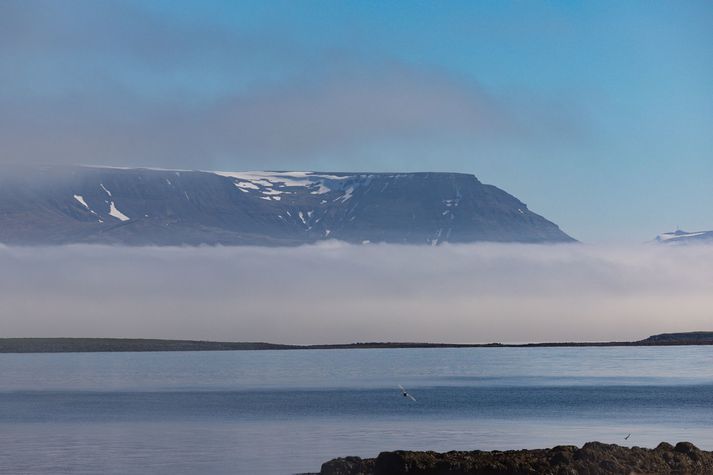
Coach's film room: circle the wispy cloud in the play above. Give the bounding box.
[1,243,711,344]
[0,1,583,170]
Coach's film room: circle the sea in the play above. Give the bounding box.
[1,346,713,474]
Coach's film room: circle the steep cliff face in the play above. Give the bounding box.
[0,167,574,245]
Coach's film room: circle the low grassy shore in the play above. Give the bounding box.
[1,332,713,353]
[315,442,713,474]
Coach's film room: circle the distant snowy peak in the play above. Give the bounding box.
[656,229,713,244]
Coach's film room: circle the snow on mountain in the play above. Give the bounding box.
[0,166,575,246]
[213,171,368,202]
[655,229,713,244]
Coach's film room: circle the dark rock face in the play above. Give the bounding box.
[320,442,713,474]
[0,166,574,246]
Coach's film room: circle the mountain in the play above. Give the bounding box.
[0,166,574,246]
[655,229,713,244]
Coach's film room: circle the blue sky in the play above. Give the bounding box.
[1,0,711,242]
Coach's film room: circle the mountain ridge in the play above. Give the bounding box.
[0,166,575,246]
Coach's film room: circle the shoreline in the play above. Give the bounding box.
[1,332,712,353]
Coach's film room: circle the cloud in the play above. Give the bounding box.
[1,243,711,344]
[0,0,291,71]
[0,66,512,167]
[0,1,582,170]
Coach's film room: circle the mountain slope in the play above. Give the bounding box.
[0,167,575,245]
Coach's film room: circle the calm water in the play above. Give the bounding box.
[2,347,713,474]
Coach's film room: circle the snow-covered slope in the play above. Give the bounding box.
[655,229,713,244]
[0,167,575,246]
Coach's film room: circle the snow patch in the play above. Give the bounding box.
[336,186,355,203]
[109,202,130,221]
[235,181,259,190]
[73,195,89,209]
[657,231,707,242]
[213,171,371,200]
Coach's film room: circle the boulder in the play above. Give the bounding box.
[319,442,713,474]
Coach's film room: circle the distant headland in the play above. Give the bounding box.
[1,332,712,353]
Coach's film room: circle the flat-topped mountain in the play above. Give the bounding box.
[0,166,574,246]
[656,229,713,244]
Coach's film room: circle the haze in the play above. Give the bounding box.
[2,242,711,344]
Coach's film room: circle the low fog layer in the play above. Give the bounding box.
[1,243,711,344]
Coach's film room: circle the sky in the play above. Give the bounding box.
[2,243,713,344]
[1,0,712,242]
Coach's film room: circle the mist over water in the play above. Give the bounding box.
[1,242,712,344]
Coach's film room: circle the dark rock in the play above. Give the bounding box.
[675,442,699,455]
[319,442,713,474]
[320,456,374,475]
[548,445,575,466]
[656,442,675,452]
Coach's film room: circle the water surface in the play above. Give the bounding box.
[2,347,713,474]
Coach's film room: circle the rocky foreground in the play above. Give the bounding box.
[317,442,713,474]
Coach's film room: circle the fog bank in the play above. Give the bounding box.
[1,243,711,344]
